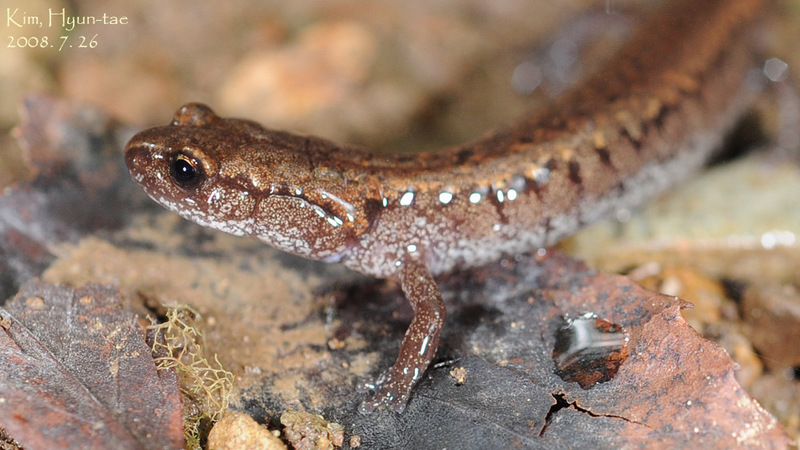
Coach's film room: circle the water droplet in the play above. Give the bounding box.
[552,312,629,389]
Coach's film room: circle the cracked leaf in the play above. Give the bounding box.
[321,252,791,448]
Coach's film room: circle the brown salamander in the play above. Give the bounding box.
[125,0,771,412]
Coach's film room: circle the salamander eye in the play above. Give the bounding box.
[170,153,204,189]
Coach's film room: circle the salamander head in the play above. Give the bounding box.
[124,103,360,261]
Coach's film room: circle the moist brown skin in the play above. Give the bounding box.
[125,0,770,412]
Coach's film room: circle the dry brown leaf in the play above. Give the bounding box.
[0,281,184,449]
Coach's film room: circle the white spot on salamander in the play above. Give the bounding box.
[319,190,356,215]
[418,335,430,356]
[326,216,343,228]
[469,192,481,204]
[207,189,222,204]
[399,191,415,206]
[438,192,453,204]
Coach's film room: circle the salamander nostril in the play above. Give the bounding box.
[124,144,146,171]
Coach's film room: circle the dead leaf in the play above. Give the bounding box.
[267,252,790,448]
[1,95,152,300]
[0,281,184,449]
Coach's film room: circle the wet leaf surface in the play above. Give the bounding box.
[0,281,183,449]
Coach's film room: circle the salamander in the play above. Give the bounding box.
[125,0,771,412]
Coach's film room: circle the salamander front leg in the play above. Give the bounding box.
[360,258,446,413]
